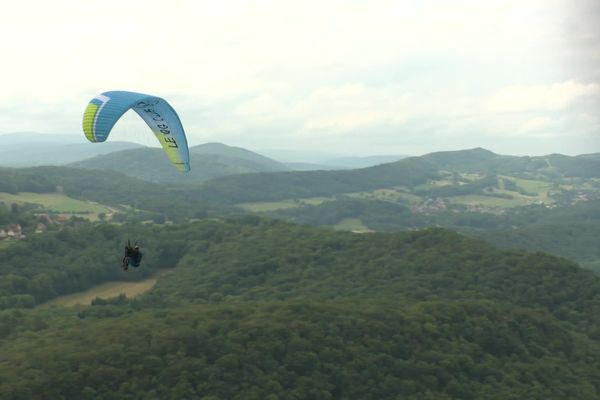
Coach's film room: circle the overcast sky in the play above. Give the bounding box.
[1,0,598,157]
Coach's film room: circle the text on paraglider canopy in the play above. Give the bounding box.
[164,137,178,147]
[142,107,178,148]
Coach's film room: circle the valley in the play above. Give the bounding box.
[1,144,599,398]
[3,4,597,397]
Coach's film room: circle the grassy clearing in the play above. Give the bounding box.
[583,178,600,189]
[458,173,484,182]
[507,177,554,194]
[448,195,531,208]
[581,260,600,274]
[0,192,114,220]
[394,192,423,204]
[346,189,422,204]
[237,197,331,212]
[301,197,332,205]
[38,270,171,308]
[412,179,454,191]
[237,200,304,212]
[332,218,374,233]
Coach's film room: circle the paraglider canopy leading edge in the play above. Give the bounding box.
[82,90,190,172]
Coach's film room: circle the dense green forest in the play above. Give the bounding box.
[477,199,600,271]
[3,301,599,399]
[268,198,600,270]
[1,219,600,398]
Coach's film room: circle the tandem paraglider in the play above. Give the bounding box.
[82,91,189,270]
[82,90,191,171]
[122,240,143,271]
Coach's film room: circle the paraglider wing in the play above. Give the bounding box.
[82,90,190,172]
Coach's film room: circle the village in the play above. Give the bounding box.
[0,207,90,242]
[0,221,49,241]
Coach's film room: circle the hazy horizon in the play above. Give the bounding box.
[1,0,598,157]
[3,131,598,162]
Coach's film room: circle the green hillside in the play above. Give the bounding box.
[0,166,229,223]
[269,197,600,269]
[190,148,599,207]
[70,143,290,184]
[477,200,600,270]
[1,220,600,398]
[66,147,600,205]
[198,157,439,204]
[190,142,290,171]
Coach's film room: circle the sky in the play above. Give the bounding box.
[1,0,598,158]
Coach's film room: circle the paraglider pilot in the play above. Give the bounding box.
[123,240,143,271]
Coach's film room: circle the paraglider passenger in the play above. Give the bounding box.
[122,241,143,271]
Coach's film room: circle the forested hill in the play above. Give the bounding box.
[578,153,600,160]
[189,148,600,204]
[0,166,227,221]
[42,147,600,208]
[268,197,600,270]
[477,198,600,270]
[4,219,599,320]
[421,147,600,177]
[70,143,291,183]
[190,142,289,171]
[196,157,439,203]
[1,219,600,398]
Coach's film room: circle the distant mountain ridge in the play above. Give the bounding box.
[70,142,291,183]
[190,142,290,172]
[193,147,600,204]
[196,156,439,203]
[421,147,600,177]
[0,132,143,166]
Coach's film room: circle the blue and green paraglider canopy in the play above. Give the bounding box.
[82,90,190,172]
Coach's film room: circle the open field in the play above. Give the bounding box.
[332,218,374,233]
[237,200,304,212]
[235,173,598,214]
[346,189,422,204]
[458,173,484,182]
[582,260,600,274]
[38,270,171,308]
[507,177,554,195]
[412,178,454,191]
[0,192,114,220]
[237,197,332,212]
[448,193,543,208]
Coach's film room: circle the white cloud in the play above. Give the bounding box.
[0,0,597,155]
[517,116,554,134]
[483,81,600,113]
[231,83,414,135]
